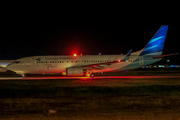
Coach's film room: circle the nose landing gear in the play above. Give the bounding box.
[21,74,26,77]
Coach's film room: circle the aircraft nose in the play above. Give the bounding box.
[6,64,15,71]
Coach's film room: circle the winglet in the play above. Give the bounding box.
[127,49,133,57]
[122,49,133,61]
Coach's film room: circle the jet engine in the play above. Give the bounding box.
[66,67,84,76]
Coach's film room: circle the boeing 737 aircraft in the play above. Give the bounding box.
[7,25,173,77]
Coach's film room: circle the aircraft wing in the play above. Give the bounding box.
[81,50,133,70]
[82,60,120,70]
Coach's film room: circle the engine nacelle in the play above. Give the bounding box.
[66,67,84,76]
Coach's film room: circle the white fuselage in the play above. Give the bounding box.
[6,54,161,75]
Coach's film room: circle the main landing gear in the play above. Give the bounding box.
[86,70,95,78]
[90,73,95,78]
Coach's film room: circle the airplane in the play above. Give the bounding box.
[7,25,174,78]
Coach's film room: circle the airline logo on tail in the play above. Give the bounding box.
[140,25,168,56]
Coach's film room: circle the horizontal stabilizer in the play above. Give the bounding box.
[153,53,179,59]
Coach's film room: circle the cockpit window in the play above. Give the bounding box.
[13,61,20,64]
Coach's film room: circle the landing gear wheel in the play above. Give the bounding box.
[90,73,95,78]
[21,74,26,77]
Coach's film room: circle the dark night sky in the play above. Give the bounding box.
[1,7,179,63]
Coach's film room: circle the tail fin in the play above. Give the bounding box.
[140,25,168,56]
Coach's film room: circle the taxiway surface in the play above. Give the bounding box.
[0,75,180,80]
[1,75,180,120]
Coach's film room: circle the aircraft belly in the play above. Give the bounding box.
[30,63,72,74]
[42,65,61,73]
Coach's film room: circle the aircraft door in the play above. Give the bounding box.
[26,61,31,67]
[139,56,144,65]
[26,60,32,72]
[31,60,40,73]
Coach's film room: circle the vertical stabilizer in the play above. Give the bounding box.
[140,25,168,56]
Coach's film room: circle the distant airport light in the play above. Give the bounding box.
[158,65,164,68]
[170,65,179,68]
[74,54,77,57]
